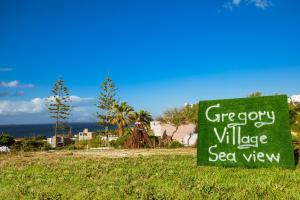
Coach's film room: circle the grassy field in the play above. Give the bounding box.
[0,149,300,200]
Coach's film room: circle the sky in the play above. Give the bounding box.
[0,0,300,124]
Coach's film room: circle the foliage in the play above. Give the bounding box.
[160,104,198,126]
[97,76,118,127]
[110,102,135,136]
[47,78,72,147]
[247,91,263,98]
[163,108,186,127]
[289,100,300,133]
[74,136,106,149]
[1,153,300,199]
[181,104,198,124]
[160,104,198,139]
[167,140,184,148]
[32,135,47,140]
[110,134,131,149]
[132,110,153,128]
[96,76,153,138]
[0,134,15,147]
[12,139,51,152]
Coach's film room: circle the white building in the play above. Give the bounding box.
[181,133,197,147]
[150,121,197,146]
[78,129,95,141]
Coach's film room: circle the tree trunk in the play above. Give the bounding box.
[54,118,58,148]
[118,124,124,136]
[170,126,179,140]
[54,106,60,148]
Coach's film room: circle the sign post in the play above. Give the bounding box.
[197,95,295,169]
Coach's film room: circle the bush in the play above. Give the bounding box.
[74,137,106,149]
[0,134,15,147]
[110,134,130,149]
[167,140,184,148]
[12,139,51,152]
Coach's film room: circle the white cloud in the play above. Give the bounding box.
[223,0,272,11]
[0,96,97,124]
[248,0,272,9]
[0,68,13,72]
[233,0,241,5]
[0,80,34,88]
[0,98,45,115]
[0,91,25,97]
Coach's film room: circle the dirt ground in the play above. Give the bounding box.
[74,148,196,158]
[0,148,196,166]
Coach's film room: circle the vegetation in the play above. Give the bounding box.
[110,102,135,136]
[96,76,152,139]
[97,76,118,127]
[0,151,299,199]
[133,110,153,129]
[247,91,263,98]
[110,133,131,148]
[289,99,300,133]
[167,140,184,148]
[72,136,106,149]
[12,138,51,152]
[47,78,72,147]
[159,104,198,139]
[0,134,15,147]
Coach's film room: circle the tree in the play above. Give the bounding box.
[110,102,135,136]
[97,76,118,127]
[248,91,262,98]
[47,78,72,148]
[289,99,300,133]
[0,134,15,147]
[163,108,187,139]
[182,104,198,124]
[132,110,153,128]
[158,103,198,141]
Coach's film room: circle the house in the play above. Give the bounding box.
[78,128,95,141]
[181,133,197,147]
[47,135,74,147]
[150,121,197,146]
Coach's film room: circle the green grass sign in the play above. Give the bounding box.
[197,95,295,169]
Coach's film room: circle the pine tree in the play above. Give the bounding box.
[47,78,72,147]
[97,76,118,128]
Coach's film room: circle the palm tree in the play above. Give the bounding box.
[110,102,135,136]
[133,110,153,128]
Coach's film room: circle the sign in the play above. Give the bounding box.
[197,95,295,169]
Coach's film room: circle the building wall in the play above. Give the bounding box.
[150,121,196,145]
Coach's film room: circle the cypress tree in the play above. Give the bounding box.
[97,76,118,128]
[47,78,72,147]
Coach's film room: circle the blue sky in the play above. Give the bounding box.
[0,0,300,124]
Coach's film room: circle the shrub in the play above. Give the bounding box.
[110,134,130,148]
[74,137,106,149]
[32,135,47,140]
[167,140,184,148]
[12,139,51,152]
[0,134,15,147]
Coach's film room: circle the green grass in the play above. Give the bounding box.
[0,152,300,200]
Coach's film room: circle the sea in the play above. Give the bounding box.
[0,123,111,138]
